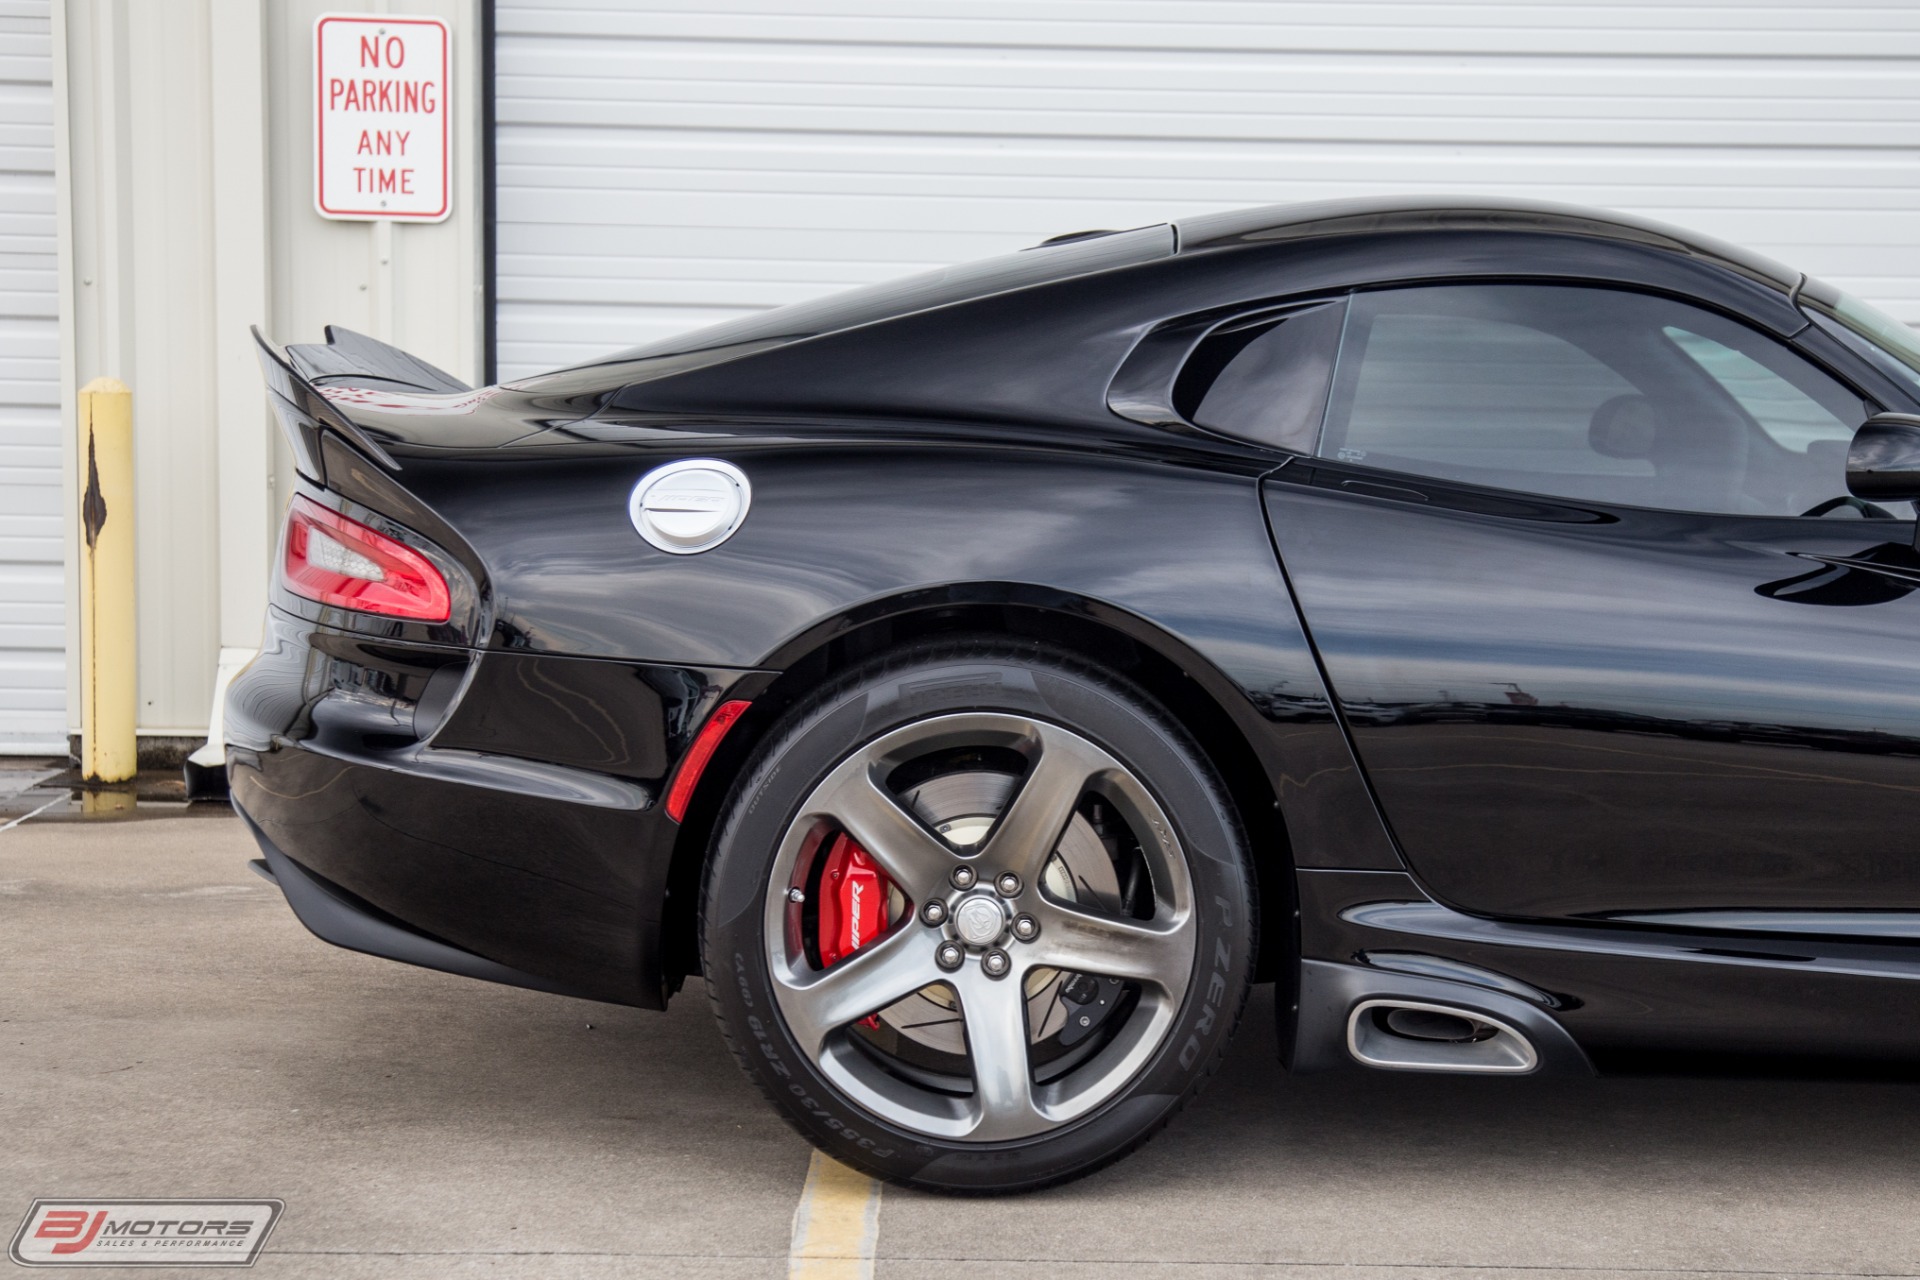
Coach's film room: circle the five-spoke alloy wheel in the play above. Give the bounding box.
[701,642,1255,1192]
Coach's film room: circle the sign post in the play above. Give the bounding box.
[314,14,451,222]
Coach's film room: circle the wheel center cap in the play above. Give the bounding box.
[952,894,1007,947]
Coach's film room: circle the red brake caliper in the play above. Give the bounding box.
[815,834,898,1027]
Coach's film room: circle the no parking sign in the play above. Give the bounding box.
[314,13,451,221]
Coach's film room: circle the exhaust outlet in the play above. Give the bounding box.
[1292,960,1592,1078]
[1347,999,1538,1074]
[1383,1006,1496,1043]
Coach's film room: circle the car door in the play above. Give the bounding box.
[1253,281,1920,927]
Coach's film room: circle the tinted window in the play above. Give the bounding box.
[1663,328,1856,451]
[1320,284,1875,518]
[1332,310,1641,481]
[1187,301,1345,453]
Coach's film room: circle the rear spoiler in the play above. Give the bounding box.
[251,325,417,484]
[285,325,470,395]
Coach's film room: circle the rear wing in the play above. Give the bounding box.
[285,325,470,395]
[251,326,403,484]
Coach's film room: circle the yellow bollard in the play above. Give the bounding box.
[78,377,136,785]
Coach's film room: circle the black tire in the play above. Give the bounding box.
[700,640,1256,1193]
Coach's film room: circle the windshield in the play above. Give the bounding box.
[1807,289,1920,396]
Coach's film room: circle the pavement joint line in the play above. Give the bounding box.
[0,795,66,834]
[267,1251,790,1259]
[249,1254,1920,1278]
[787,1149,881,1280]
[865,1264,1920,1278]
[0,767,61,800]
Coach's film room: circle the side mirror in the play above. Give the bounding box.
[1846,413,1920,503]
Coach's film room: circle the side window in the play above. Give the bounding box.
[1183,300,1345,453]
[1331,311,1641,484]
[1663,327,1860,450]
[1319,284,1876,518]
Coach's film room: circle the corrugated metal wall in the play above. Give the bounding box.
[0,0,61,753]
[492,1,1920,382]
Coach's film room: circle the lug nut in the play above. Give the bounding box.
[1012,913,1039,942]
[982,949,1012,979]
[935,942,964,972]
[921,900,948,926]
[995,871,1022,897]
[950,866,977,890]
[786,887,806,904]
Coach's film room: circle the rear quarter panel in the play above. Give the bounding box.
[393,436,1394,870]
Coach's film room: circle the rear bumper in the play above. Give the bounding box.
[225,608,759,1008]
[239,809,609,1002]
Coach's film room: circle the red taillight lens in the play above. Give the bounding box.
[282,494,451,622]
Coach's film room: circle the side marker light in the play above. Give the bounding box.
[665,699,752,822]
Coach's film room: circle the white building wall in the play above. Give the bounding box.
[265,0,484,415]
[61,0,225,740]
[493,0,1920,381]
[51,0,480,754]
[24,1,1920,752]
[0,0,61,751]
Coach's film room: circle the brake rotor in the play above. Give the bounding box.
[847,769,1122,1055]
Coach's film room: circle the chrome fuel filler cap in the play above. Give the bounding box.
[629,459,751,554]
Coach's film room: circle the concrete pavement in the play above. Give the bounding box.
[4,810,1919,1278]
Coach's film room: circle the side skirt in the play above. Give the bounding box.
[1296,868,1920,1070]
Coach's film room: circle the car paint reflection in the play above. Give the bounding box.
[1265,470,1920,918]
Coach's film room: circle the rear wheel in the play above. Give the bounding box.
[700,642,1255,1192]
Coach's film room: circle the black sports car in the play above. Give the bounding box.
[234,196,1920,1193]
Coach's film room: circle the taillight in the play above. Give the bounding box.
[282,494,451,622]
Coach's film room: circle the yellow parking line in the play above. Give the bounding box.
[788,1149,881,1280]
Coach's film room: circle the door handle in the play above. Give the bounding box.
[1338,478,1430,504]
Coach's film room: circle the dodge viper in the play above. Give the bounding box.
[233,196,1920,1192]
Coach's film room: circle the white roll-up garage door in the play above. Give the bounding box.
[493,1,1919,383]
[0,0,61,754]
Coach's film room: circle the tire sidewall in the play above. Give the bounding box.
[703,647,1254,1191]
